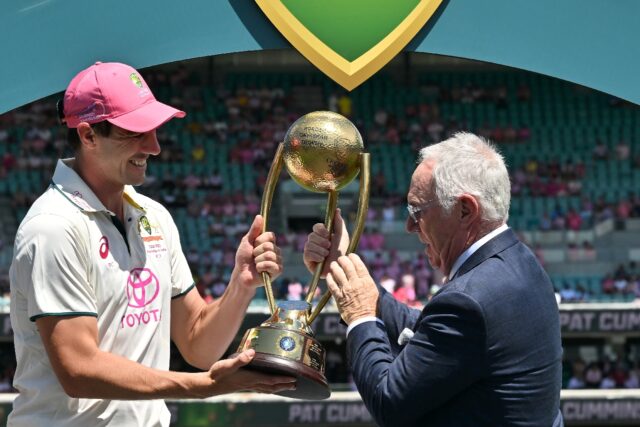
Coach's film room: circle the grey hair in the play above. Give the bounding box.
[417,132,510,223]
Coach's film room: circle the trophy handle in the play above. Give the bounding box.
[308,153,370,324]
[304,191,339,305]
[261,142,285,314]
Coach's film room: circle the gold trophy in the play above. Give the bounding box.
[235,111,370,400]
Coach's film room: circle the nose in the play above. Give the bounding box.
[405,216,418,234]
[141,130,161,156]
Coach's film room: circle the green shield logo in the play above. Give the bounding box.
[256,0,443,90]
[130,73,144,89]
[139,216,152,235]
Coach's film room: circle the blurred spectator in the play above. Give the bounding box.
[380,274,396,294]
[601,274,616,294]
[599,371,616,389]
[616,198,632,220]
[567,360,586,389]
[303,282,321,302]
[516,84,531,102]
[615,140,630,160]
[559,283,579,302]
[611,361,629,387]
[594,196,614,222]
[337,93,352,117]
[566,209,582,231]
[427,119,444,142]
[191,143,206,162]
[2,152,16,171]
[381,202,396,222]
[614,276,628,294]
[372,171,387,197]
[579,197,594,226]
[287,280,303,301]
[0,372,13,392]
[539,213,552,231]
[327,92,338,112]
[567,243,580,263]
[584,362,603,388]
[393,274,417,306]
[592,141,609,160]
[211,277,227,298]
[625,365,640,388]
[631,276,640,298]
[581,241,596,261]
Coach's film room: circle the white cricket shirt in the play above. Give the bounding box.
[9,159,194,426]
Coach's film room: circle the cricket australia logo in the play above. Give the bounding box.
[129,73,150,97]
[130,73,144,89]
[255,0,443,90]
[138,215,152,236]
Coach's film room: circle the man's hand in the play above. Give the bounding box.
[303,209,349,278]
[326,254,379,325]
[234,215,283,288]
[205,350,296,395]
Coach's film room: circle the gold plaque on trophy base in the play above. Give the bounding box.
[236,301,329,400]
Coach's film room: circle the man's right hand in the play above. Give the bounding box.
[303,208,349,278]
[205,349,296,395]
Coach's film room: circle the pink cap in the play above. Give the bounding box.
[63,62,185,132]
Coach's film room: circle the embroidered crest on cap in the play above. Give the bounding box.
[129,73,144,89]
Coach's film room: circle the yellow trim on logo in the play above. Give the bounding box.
[255,0,442,91]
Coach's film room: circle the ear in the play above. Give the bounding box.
[76,123,97,149]
[459,194,480,225]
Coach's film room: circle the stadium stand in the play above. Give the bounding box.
[0,57,639,421]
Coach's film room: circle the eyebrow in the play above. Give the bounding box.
[407,194,419,205]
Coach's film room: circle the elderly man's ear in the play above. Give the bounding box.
[459,195,480,225]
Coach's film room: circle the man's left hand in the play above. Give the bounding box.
[326,254,378,325]
[234,215,283,288]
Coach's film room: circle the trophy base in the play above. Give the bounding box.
[235,301,331,400]
[240,351,330,400]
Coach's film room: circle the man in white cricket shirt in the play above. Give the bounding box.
[8,61,295,426]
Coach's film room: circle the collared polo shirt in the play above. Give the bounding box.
[9,158,194,427]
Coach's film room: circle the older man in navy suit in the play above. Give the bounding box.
[304,132,563,426]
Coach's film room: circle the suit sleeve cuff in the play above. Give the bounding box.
[346,316,384,337]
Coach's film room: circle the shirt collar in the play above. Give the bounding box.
[51,158,146,215]
[446,223,510,282]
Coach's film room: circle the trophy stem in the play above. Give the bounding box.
[305,191,338,305]
[260,143,285,314]
[309,153,370,324]
[345,153,370,254]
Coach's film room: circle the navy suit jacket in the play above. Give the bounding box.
[347,229,563,427]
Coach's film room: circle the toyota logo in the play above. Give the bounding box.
[126,268,160,308]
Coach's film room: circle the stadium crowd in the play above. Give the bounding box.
[565,357,640,390]
[0,65,639,392]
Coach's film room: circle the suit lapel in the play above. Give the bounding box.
[412,229,520,332]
